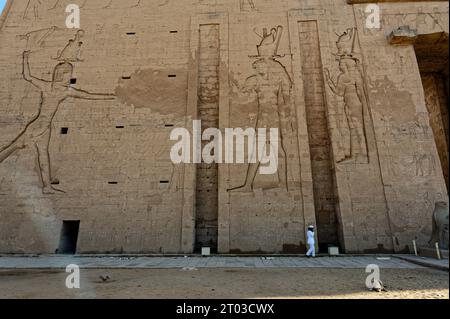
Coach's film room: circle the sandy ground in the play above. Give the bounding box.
[0,268,448,299]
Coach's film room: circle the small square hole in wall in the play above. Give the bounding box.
[159,181,170,189]
[70,78,77,84]
[61,128,69,135]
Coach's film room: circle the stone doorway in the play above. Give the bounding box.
[57,221,80,255]
[415,32,449,191]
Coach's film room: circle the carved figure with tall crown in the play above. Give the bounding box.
[228,25,296,192]
[335,27,357,58]
[325,27,370,164]
[256,25,283,58]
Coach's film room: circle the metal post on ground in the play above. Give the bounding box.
[412,240,418,256]
[435,242,441,260]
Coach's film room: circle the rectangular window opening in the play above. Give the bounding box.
[61,128,69,135]
[70,78,77,84]
[108,181,118,185]
[168,74,177,78]
[126,32,136,35]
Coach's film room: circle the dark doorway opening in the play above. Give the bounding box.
[415,32,449,191]
[57,221,80,254]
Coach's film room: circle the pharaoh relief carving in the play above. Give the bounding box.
[396,148,436,178]
[325,28,369,164]
[228,26,299,192]
[0,31,116,194]
[370,77,433,143]
[413,152,436,177]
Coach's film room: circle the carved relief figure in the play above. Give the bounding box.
[19,26,58,52]
[325,28,369,164]
[49,0,86,10]
[429,201,449,249]
[413,153,436,177]
[240,0,256,12]
[102,0,142,8]
[23,0,42,20]
[0,51,115,194]
[55,30,85,62]
[50,0,141,9]
[228,26,294,192]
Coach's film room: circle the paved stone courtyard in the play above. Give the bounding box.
[0,255,434,269]
[1,255,448,299]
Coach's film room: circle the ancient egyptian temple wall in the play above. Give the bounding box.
[0,0,448,254]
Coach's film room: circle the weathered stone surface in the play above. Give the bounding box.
[388,26,418,45]
[0,0,448,254]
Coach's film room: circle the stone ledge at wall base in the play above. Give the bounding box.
[418,246,449,259]
[395,255,449,272]
[0,253,411,258]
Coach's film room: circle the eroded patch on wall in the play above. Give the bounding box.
[115,68,188,117]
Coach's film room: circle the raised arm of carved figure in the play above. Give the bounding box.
[325,68,345,97]
[241,75,258,94]
[67,87,116,100]
[231,75,257,98]
[23,51,48,90]
[324,68,336,92]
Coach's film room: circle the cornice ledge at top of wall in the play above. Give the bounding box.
[347,0,448,3]
[387,25,418,45]
[0,0,14,31]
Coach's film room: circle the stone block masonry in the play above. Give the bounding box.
[0,0,448,254]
